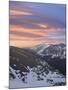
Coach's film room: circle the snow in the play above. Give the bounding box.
[9,67,19,79]
[9,44,66,88]
[9,67,66,89]
[31,44,66,59]
[37,45,49,55]
[30,44,49,54]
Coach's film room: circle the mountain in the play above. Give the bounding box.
[31,44,49,54]
[9,44,66,88]
[10,46,53,76]
[31,43,66,59]
[10,46,52,80]
[30,43,66,75]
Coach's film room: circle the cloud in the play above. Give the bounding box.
[37,23,49,29]
[10,24,48,37]
[9,1,66,47]
[10,10,33,15]
[10,24,65,43]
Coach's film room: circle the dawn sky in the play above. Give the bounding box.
[9,1,66,48]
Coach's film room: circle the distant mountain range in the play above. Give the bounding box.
[9,43,66,88]
[31,43,66,59]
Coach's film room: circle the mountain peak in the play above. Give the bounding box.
[30,43,66,59]
[30,44,49,54]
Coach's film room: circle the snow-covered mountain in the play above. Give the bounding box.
[9,44,66,88]
[31,44,66,59]
[31,44,49,54]
[30,43,66,75]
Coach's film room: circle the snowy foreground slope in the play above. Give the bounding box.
[9,66,66,89]
[9,44,66,88]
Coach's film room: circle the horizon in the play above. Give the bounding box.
[9,1,66,48]
[10,43,66,48]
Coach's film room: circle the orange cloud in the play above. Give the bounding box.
[10,34,34,41]
[10,25,48,36]
[10,26,65,47]
[10,10,32,15]
[10,23,65,48]
[38,23,49,29]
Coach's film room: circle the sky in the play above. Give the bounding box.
[9,1,66,48]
